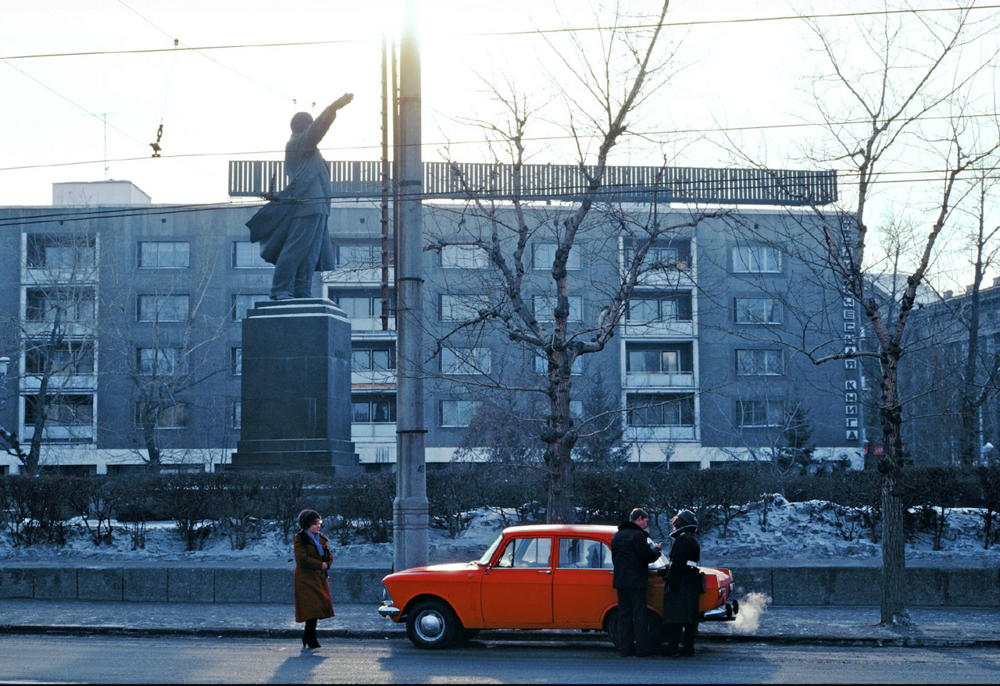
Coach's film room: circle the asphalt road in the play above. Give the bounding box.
[1,635,997,684]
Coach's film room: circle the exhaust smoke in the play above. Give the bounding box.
[732,592,770,634]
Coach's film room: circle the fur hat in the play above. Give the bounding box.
[673,509,698,530]
[297,509,322,531]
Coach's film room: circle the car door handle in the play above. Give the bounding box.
[538,570,552,575]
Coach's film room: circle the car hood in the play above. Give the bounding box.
[390,562,478,576]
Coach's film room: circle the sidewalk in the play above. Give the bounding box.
[2,600,999,648]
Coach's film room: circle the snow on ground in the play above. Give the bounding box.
[1,498,997,566]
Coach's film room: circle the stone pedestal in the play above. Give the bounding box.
[231,298,359,474]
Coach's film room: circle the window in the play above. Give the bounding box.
[625,245,680,269]
[736,349,783,375]
[734,298,782,324]
[441,245,488,269]
[26,288,96,323]
[232,242,271,268]
[533,243,579,270]
[534,354,583,375]
[336,244,383,269]
[627,348,680,373]
[737,400,784,428]
[232,294,268,321]
[441,348,491,375]
[138,241,190,269]
[27,235,95,270]
[533,295,583,323]
[558,538,612,569]
[627,294,692,322]
[231,348,242,376]
[495,537,552,569]
[336,295,380,319]
[626,394,695,427]
[25,394,93,426]
[232,402,242,429]
[352,347,394,371]
[440,400,476,427]
[570,400,584,419]
[440,294,489,321]
[137,348,184,375]
[732,245,782,273]
[352,396,396,423]
[135,402,188,429]
[137,295,189,322]
[25,342,94,375]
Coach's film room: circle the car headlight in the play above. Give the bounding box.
[382,584,393,605]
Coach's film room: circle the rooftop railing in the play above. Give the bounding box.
[229,160,837,206]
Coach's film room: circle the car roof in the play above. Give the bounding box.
[501,524,618,537]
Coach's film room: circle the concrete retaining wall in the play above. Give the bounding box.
[2,565,997,606]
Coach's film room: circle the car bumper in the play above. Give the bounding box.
[701,599,739,622]
[378,602,401,619]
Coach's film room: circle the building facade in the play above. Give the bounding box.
[0,168,862,474]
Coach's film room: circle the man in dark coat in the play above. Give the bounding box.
[610,507,662,657]
[662,509,702,657]
[267,93,353,300]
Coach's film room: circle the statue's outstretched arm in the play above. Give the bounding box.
[301,93,354,149]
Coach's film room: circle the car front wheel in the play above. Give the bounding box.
[406,600,459,650]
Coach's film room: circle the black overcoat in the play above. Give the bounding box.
[610,521,661,590]
[662,529,701,625]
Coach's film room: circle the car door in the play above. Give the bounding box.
[480,536,554,627]
[552,536,616,628]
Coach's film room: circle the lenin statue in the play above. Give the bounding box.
[250,93,354,300]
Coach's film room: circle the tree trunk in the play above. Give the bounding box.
[543,373,576,523]
[142,411,161,473]
[878,354,909,625]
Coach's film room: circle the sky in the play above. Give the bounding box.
[2,0,998,290]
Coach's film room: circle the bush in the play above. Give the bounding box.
[330,473,394,544]
[0,476,71,546]
[213,473,268,551]
[156,474,215,551]
[111,474,159,551]
[66,477,120,546]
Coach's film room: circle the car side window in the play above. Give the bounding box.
[495,537,552,569]
[558,538,612,569]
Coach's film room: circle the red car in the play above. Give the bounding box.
[379,524,738,649]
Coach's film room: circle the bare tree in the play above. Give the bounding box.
[101,248,231,472]
[0,227,99,475]
[423,0,728,522]
[725,5,1000,624]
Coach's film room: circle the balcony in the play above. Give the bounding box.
[347,317,396,332]
[625,426,697,442]
[634,269,696,290]
[624,371,695,389]
[351,369,396,388]
[22,424,95,443]
[351,423,397,441]
[620,320,695,338]
[23,322,96,338]
[21,374,97,393]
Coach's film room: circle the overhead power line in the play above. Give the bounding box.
[3,4,998,62]
[2,110,998,175]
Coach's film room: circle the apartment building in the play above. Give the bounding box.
[0,166,862,474]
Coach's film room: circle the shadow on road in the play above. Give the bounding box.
[267,648,330,684]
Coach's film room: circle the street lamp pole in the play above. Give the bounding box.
[392,0,429,572]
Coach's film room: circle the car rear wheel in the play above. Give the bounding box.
[406,599,459,650]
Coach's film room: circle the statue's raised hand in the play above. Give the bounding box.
[332,93,354,110]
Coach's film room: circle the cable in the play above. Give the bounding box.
[114,0,294,104]
[2,111,998,175]
[4,3,998,62]
[0,59,148,147]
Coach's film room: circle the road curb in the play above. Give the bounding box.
[2,624,998,649]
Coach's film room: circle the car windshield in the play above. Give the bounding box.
[476,535,503,566]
